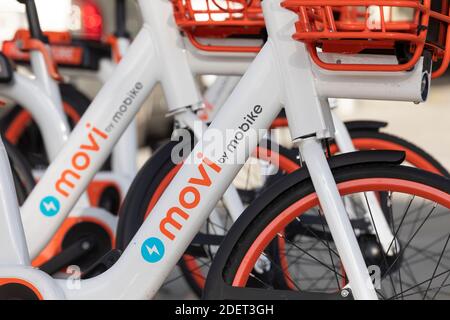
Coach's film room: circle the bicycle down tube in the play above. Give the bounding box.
[21,0,201,259]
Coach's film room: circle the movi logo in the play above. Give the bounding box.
[159,153,221,241]
[40,123,109,217]
[55,123,109,198]
[141,237,165,263]
[141,153,222,263]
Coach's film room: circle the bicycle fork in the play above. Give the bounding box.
[263,0,378,300]
[333,110,399,255]
[297,137,378,299]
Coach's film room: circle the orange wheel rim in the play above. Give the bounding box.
[232,178,450,286]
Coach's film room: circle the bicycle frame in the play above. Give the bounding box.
[0,72,69,160]
[0,0,431,299]
[96,26,138,181]
[1,0,245,261]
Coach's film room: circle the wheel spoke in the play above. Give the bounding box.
[318,208,341,290]
[382,203,437,278]
[389,268,450,300]
[281,234,345,279]
[423,234,450,300]
[363,192,399,296]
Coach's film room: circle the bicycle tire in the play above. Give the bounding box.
[204,161,450,300]
[345,129,449,177]
[2,136,35,204]
[117,128,449,297]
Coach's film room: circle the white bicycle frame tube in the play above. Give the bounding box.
[0,72,70,160]
[3,0,428,299]
[332,111,397,253]
[110,37,139,181]
[175,110,245,221]
[0,60,90,208]
[0,140,64,298]
[30,49,64,111]
[205,76,240,107]
[59,41,282,299]
[0,137,30,266]
[21,26,161,258]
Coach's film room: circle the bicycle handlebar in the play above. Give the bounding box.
[17,0,47,43]
[115,0,130,38]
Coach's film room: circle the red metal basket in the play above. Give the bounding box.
[281,0,450,77]
[172,0,265,52]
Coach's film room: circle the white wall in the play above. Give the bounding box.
[0,0,71,44]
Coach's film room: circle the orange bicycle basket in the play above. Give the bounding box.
[172,0,265,52]
[281,0,450,77]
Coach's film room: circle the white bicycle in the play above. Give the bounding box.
[0,0,448,300]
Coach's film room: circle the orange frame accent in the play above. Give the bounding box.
[87,180,122,207]
[1,29,78,80]
[3,31,84,67]
[18,38,63,81]
[232,178,450,286]
[106,35,122,63]
[185,32,262,53]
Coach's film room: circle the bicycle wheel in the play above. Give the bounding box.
[117,127,448,297]
[2,136,35,204]
[272,117,449,177]
[204,158,450,300]
[342,129,449,177]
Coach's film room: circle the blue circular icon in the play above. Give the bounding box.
[40,196,60,217]
[141,237,165,263]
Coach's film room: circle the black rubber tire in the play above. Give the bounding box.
[203,163,450,299]
[116,140,181,250]
[116,128,449,297]
[272,119,449,177]
[2,136,35,204]
[348,130,449,177]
